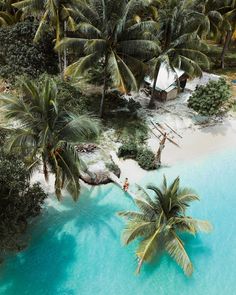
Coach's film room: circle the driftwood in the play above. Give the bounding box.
[150,120,180,147]
[76,144,97,153]
[164,122,183,138]
[155,133,167,166]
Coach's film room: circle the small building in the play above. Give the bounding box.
[144,63,187,102]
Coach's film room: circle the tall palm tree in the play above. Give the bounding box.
[149,0,209,108]
[191,0,226,38]
[56,0,159,117]
[219,0,236,68]
[119,176,212,275]
[13,0,79,72]
[0,78,100,201]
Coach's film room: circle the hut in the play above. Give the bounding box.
[144,63,187,101]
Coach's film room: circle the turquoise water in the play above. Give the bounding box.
[0,149,236,295]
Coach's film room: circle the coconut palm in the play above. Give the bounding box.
[219,0,236,68]
[0,78,100,201]
[56,0,159,117]
[191,0,227,38]
[13,0,79,72]
[0,0,22,26]
[149,0,209,107]
[119,176,212,276]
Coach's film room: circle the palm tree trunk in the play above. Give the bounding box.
[148,64,160,109]
[63,21,67,71]
[221,30,232,69]
[58,52,63,78]
[99,53,108,118]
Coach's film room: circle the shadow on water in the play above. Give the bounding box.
[0,233,77,295]
[0,185,123,295]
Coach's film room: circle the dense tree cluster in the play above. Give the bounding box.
[188,78,231,116]
[0,20,58,80]
[0,151,47,260]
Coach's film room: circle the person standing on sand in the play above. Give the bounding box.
[123,178,129,192]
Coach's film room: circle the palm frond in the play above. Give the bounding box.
[166,231,193,276]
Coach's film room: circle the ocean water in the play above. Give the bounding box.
[0,149,236,295]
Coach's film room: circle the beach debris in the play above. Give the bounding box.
[76,144,97,153]
[150,120,180,147]
[155,133,167,167]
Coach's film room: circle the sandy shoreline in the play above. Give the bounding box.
[32,72,236,192]
[31,116,236,193]
[116,116,236,184]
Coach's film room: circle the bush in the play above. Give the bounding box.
[188,78,231,116]
[117,141,139,159]
[105,162,120,176]
[118,142,157,170]
[0,20,58,81]
[137,148,156,170]
[0,153,47,258]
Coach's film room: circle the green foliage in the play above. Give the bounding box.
[118,142,156,170]
[0,78,100,200]
[0,152,47,258]
[119,176,212,275]
[188,78,231,116]
[136,148,156,170]
[0,20,58,80]
[34,74,89,114]
[105,162,120,176]
[118,141,139,159]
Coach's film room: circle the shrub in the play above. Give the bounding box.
[0,20,58,81]
[0,153,47,259]
[118,142,157,170]
[105,162,120,176]
[136,148,156,170]
[117,141,139,159]
[188,78,231,116]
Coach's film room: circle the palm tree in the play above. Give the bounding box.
[191,0,226,38]
[0,0,22,26]
[13,0,79,72]
[149,0,209,108]
[0,78,100,201]
[119,176,212,275]
[56,0,159,117]
[219,0,236,68]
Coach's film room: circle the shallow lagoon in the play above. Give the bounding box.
[0,149,236,295]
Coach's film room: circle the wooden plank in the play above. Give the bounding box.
[150,120,180,147]
[164,122,183,138]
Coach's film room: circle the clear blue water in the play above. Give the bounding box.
[0,149,236,295]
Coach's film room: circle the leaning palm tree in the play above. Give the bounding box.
[0,78,100,201]
[56,0,159,117]
[119,176,212,276]
[149,0,210,107]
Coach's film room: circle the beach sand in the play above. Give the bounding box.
[116,116,236,184]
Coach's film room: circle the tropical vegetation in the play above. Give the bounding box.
[119,176,212,275]
[0,78,100,200]
[0,148,47,261]
[188,77,231,115]
[0,0,231,262]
